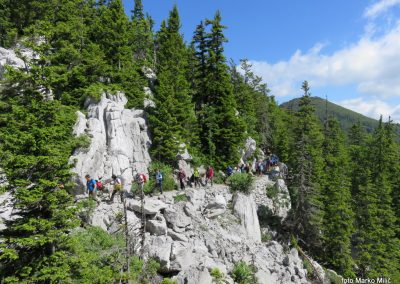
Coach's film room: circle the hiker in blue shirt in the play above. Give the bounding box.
[85,174,100,205]
[227,166,233,177]
[152,169,163,195]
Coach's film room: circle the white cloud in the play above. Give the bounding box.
[250,21,400,99]
[338,98,400,122]
[364,0,400,19]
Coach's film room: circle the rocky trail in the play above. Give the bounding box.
[83,175,332,284]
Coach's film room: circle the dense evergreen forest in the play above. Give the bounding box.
[0,0,399,282]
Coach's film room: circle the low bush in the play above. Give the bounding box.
[213,171,226,184]
[210,267,225,284]
[226,173,254,194]
[231,261,257,284]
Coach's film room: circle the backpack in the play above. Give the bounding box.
[139,174,147,183]
[96,180,103,190]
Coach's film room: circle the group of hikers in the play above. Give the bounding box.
[82,149,284,204]
[83,166,215,204]
[226,150,285,179]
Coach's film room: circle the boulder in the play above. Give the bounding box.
[126,198,167,215]
[233,192,261,242]
[170,242,194,271]
[255,270,273,284]
[176,267,213,284]
[186,188,206,211]
[145,235,173,271]
[206,194,227,210]
[164,204,191,231]
[146,215,167,236]
[168,229,188,242]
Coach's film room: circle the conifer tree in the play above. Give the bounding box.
[353,117,400,278]
[321,117,355,277]
[0,65,80,282]
[289,81,324,254]
[191,20,208,110]
[149,6,197,163]
[130,0,154,64]
[198,11,246,166]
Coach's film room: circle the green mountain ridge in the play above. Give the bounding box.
[280,96,400,134]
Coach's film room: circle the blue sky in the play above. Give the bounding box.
[123,0,400,122]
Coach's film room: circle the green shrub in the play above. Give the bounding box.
[131,161,177,195]
[74,134,91,151]
[174,194,188,203]
[77,198,96,224]
[266,185,279,199]
[213,171,225,184]
[161,278,177,284]
[226,173,254,194]
[232,261,256,284]
[303,259,317,280]
[210,267,225,284]
[325,269,342,284]
[261,232,272,242]
[0,185,7,195]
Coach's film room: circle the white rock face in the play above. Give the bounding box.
[0,47,25,78]
[233,192,262,243]
[0,191,18,231]
[254,176,291,220]
[239,137,263,170]
[0,168,8,188]
[70,92,151,193]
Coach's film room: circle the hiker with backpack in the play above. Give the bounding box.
[85,174,100,205]
[178,168,186,190]
[206,166,214,186]
[135,172,147,198]
[109,174,124,203]
[152,169,163,195]
[226,166,233,177]
[194,167,200,188]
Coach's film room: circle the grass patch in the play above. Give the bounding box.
[210,267,225,284]
[174,194,188,203]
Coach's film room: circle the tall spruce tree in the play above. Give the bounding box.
[199,11,246,166]
[353,117,400,278]
[289,81,324,254]
[321,117,355,277]
[149,6,197,164]
[191,20,208,111]
[0,63,80,282]
[130,0,154,64]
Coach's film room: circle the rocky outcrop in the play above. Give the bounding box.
[87,179,308,283]
[239,137,264,171]
[233,192,262,242]
[69,92,151,193]
[254,176,291,220]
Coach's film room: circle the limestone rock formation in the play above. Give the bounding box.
[233,192,262,242]
[69,92,151,193]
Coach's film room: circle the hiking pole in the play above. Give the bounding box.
[140,183,146,259]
